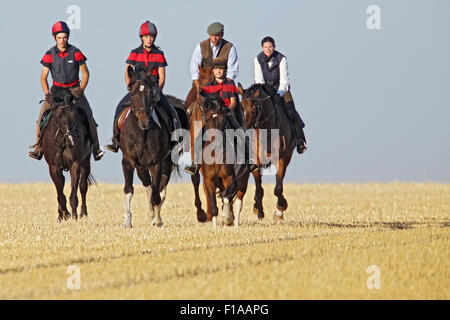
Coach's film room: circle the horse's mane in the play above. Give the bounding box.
[245,83,275,98]
[50,86,74,107]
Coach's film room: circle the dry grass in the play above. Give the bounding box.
[0,182,448,299]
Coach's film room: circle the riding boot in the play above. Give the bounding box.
[87,118,104,161]
[227,114,259,172]
[106,122,120,153]
[184,128,203,176]
[282,93,307,154]
[28,121,43,160]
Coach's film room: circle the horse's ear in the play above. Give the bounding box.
[127,65,135,82]
[237,83,244,96]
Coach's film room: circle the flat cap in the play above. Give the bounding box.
[207,22,224,36]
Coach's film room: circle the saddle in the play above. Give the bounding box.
[116,104,172,132]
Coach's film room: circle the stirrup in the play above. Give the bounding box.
[106,143,119,153]
[296,141,307,154]
[184,164,199,176]
[28,150,43,160]
[93,149,104,161]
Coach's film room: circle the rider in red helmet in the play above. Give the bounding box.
[106,21,181,153]
[29,21,104,161]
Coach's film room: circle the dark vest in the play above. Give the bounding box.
[257,50,285,90]
[200,39,233,68]
[49,45,79,85]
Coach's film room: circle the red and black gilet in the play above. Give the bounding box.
[201,79,238,107]
[126,44,167,83]
[41,45,86,87]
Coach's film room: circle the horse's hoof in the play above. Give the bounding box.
[258,211,265,220]
[197,209,208,223]
[253,204,259,215]
[224,216,234,226]
[152,221,164,227]
[276,199,288,211]
[72,214,78,221]
[122,222,132,228]
[273,212,284,223]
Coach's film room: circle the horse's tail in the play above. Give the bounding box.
[87,173,97,187]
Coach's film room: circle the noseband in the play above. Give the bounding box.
[243,95,273,128]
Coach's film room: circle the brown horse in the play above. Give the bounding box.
[238,83,296,221]
[41,86,94,222]
[119,66,181,228]
[185,66,249,225]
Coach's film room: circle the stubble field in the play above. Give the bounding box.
[0,182,448,299]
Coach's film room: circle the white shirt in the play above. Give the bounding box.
[190,40,239,81]
[254,55,290,96]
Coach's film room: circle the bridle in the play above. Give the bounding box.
[242,94,274,129]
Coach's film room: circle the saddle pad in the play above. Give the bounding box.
[40,110,52,130]
[116,106,161,132]
[116,106,131,132]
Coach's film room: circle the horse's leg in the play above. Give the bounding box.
[234,171,250,227]
[252,169,265,219]
[274,151,293,221]
[122,158,135,228]
[69,162,81,220]
[192,172,207,222]
[136,167,154,223]
[203,177,218,227]
[148,163,163,227]
[79,158,90,219]
[221,172,235,227]
[48,165,70,222]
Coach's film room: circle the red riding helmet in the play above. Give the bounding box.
[139,21,157,37]
[52,21,70,36]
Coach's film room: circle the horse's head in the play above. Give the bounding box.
[127,65,160,130]
[201,92,228,131]
[238,83,263,128]
[50,86,78,147]
[198,65,214,87]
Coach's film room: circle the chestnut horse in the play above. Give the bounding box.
[119,66,182,228]
[185,66,249,225]
[41,86,94,222]
[238,83,296,221]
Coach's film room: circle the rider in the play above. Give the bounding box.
[254,36,307,154]
[106,21,181,153]
[186,22,239,108]
[29,21,104,161]
[184,58,258,175]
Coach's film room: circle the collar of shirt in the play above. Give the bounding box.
[210,40,223,58]
[53,44,72,58]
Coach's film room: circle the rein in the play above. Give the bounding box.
[243,95,275,128]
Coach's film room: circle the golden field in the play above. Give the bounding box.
[0,182,448,299]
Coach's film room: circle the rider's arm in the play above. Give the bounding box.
[226,46,239,81]
[158,67,165,89]
[125,64,134,86]
[277,57,290,96]
[254,56,265,84]
[79,63,90,91]
[41,66,50,95]
[229,96,236,110]
[190,44,202,81]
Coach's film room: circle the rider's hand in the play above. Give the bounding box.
[70,87,84,100]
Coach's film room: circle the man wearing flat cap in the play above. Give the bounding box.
[185,22,239,108]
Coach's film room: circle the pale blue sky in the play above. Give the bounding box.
[0,0,449,183]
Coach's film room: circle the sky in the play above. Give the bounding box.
[0,0,449,183]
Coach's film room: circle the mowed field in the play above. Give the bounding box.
[0,182,448,299]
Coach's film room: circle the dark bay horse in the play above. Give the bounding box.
[185,66,249,225]
[41,86,94,222]
[197,95,249,227]
[238,83,296,221]
[119,66,182,228]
